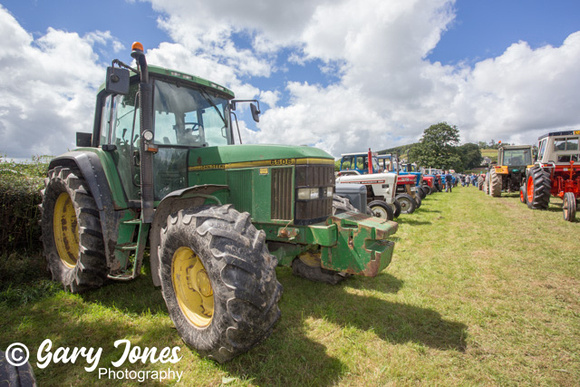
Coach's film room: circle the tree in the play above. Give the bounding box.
[457,143,482,171]
[408,122,461,170]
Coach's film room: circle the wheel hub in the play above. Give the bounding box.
[172,247,214,327]
[53,192,79,268]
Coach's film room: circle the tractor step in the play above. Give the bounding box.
[109,222,150,281]
[118,243,138,251]
[107,271,135,281]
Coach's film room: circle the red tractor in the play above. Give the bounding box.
[523,130,580,221]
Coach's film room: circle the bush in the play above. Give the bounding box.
[0,155,50,255]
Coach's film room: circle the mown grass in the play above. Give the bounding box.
[1,186,578,386]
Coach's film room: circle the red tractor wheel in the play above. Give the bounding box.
[563,192,577,222]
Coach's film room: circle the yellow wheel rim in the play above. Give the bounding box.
[172,247,214,327]
[53,192,79,268]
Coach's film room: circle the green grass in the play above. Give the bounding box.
[1,187,578,386]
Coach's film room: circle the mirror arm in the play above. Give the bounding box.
[111,59,138,74]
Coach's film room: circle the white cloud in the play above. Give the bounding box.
[2,0,580,160]
[0,9,107,157]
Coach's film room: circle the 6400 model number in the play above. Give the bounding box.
[270,158,295,166]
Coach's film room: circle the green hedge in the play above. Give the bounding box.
[0,156,49,255]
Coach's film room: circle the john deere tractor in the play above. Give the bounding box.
[485,144,534,197]
[40,43,398,362]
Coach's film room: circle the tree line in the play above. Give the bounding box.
[382,122,486,172]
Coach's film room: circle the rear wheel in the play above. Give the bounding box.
[390,199,402,218]
[414,194,422,209]
[563,192,577,222]
[368,200,394,221]
[519,185,527,204]
[477,175,484,191]
[489,169,502,197]
[41,167,107,292]
[158,204,282,363]
[526,167,551,210]
[483,173,489,194]
[396,193,416,214]
[417,187,426,199]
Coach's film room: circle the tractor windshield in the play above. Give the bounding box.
[153,80,232,147]
[503,149,532,166]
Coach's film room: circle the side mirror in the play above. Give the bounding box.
[76,132,92,147]
[105,67,130,95]
[250,103,260,123]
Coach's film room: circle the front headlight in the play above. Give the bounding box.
[297,188,320,200]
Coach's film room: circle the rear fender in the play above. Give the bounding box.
[48,151,126,271]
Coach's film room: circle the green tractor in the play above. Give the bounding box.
[40,43,398,362]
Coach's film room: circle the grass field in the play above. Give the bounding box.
[1,186,578,386]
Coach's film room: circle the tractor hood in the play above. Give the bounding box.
[188,144,334,171]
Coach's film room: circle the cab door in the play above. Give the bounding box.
[97,84,141,203]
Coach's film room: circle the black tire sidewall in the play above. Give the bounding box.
[41,167,107,292]
[368,200,394,221]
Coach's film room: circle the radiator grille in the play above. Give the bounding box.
[295,164,334,225]
[271,167,293,220]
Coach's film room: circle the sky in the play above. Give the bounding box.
[1,0,580,160]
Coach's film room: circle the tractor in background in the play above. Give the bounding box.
[523,130,580,221]
[484,144,534,197]
[337,150,399,219]
[377,155,428,200]
[337,150,422,216]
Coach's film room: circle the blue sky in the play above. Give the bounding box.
[428,0,580,64]
[1,0,580,159]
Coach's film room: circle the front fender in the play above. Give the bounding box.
[149,184,229,286]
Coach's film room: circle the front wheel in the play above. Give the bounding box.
[158,205,282,363]
[563,192,577,222]
[368,200,394,221]
[395,193,416,214]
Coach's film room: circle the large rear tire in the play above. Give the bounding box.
[563,192,577,222]
[41,167,107,292]
[396,193,416,214]
[477,175,485,191]
[489,169,502,197]
[526,167,551,210]
[158,204,282,363]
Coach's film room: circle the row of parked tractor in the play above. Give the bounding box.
[476,131,580,222]
[332,149,446,220]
